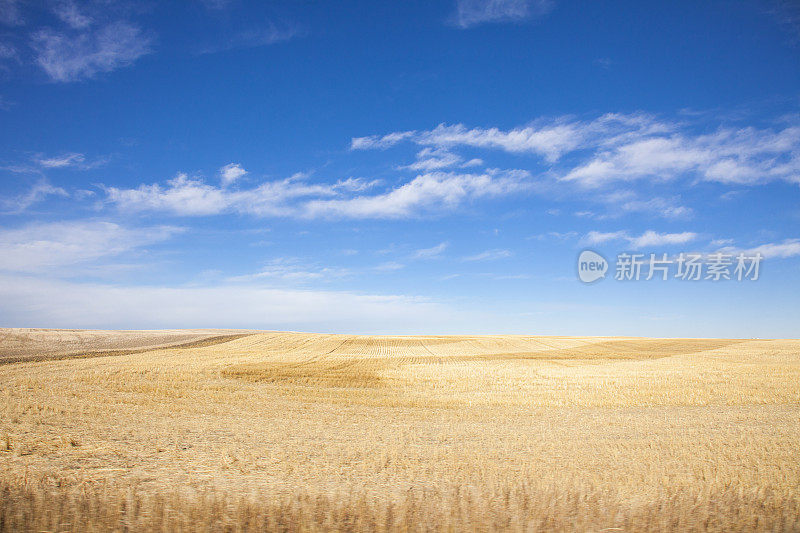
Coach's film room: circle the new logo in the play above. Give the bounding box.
[577,250,608,283]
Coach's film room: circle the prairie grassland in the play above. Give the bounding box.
[1,331,799,531]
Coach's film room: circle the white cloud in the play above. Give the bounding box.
[617,197,693,219]
[105,169,531,220]
[351,131,415,150]
[710,238,734,247]
[105,173,388,217]
[403,147,463,171]
[598,190,693,219]
[450,0,554,28]
[0,221,182,272]
[303,170,531,219]
[228,258,350,283]
[31,21,152,82]
[1,180,68,213]
[628,230,697,248]
[582,231,628,245]
[463,248,513,261]
[374,262,405,271]
[200,23,299,54]
[529,231,578,241]
[0,42,17,59]
[418,121,585,163]
[219,163,247,186]
[748,240,800,259]
[106,173,325,216]
[583,230,698,249]
[34,152,107,170]
[353,114,669,163]
[401,148,485,171]
[413,242,449,259]
[332,177,383,192]
[36,152,84,168]
[353,115,800,188]
[562,126,800,187]
[585,234,800,258]
[355,123,576,162]
[107,173,233,216]
[39,153,84,168]
[721,239,800,260]
[53,1,92,30]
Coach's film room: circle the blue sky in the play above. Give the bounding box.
[0,0,798,336]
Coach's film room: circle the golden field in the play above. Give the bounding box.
[1,329,799,531]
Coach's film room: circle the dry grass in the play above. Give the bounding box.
[0,328,254,363]
[1,330,799,531]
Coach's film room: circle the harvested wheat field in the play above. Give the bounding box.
[1,330,799,531]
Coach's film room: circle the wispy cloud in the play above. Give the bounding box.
[36,152,85,168]
[199,23,299,54]
[598,191,694,219]
[710,238,734,247]
[402,147,465,171]
[449,0,554,29]
[34,152,107,169]
[463,248,513,261]
[374,261,405,271]
[627,230,698,248]
[768,0,800,42]
[352,114,800,187]
[5,0,298,82]
[53,0,92,30]
[228,258,349,283]
[304,170,530,219]
[353,124,556,162]
[583,232,800,258]
[1,180,68,213]
[582,230,627,245]
[105,169,531,220]
[562,125,800,187]
[583,230,698,249]
[0,220,182,272]
[105,172,347,216]
[0,42,17,60]
[719,238,800,259]
[31,20,152,82]
[351,131,414,150]
[413,242,449,259]
[529,230,579,241]
[745,239,800,259]
[352,114,667,163]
